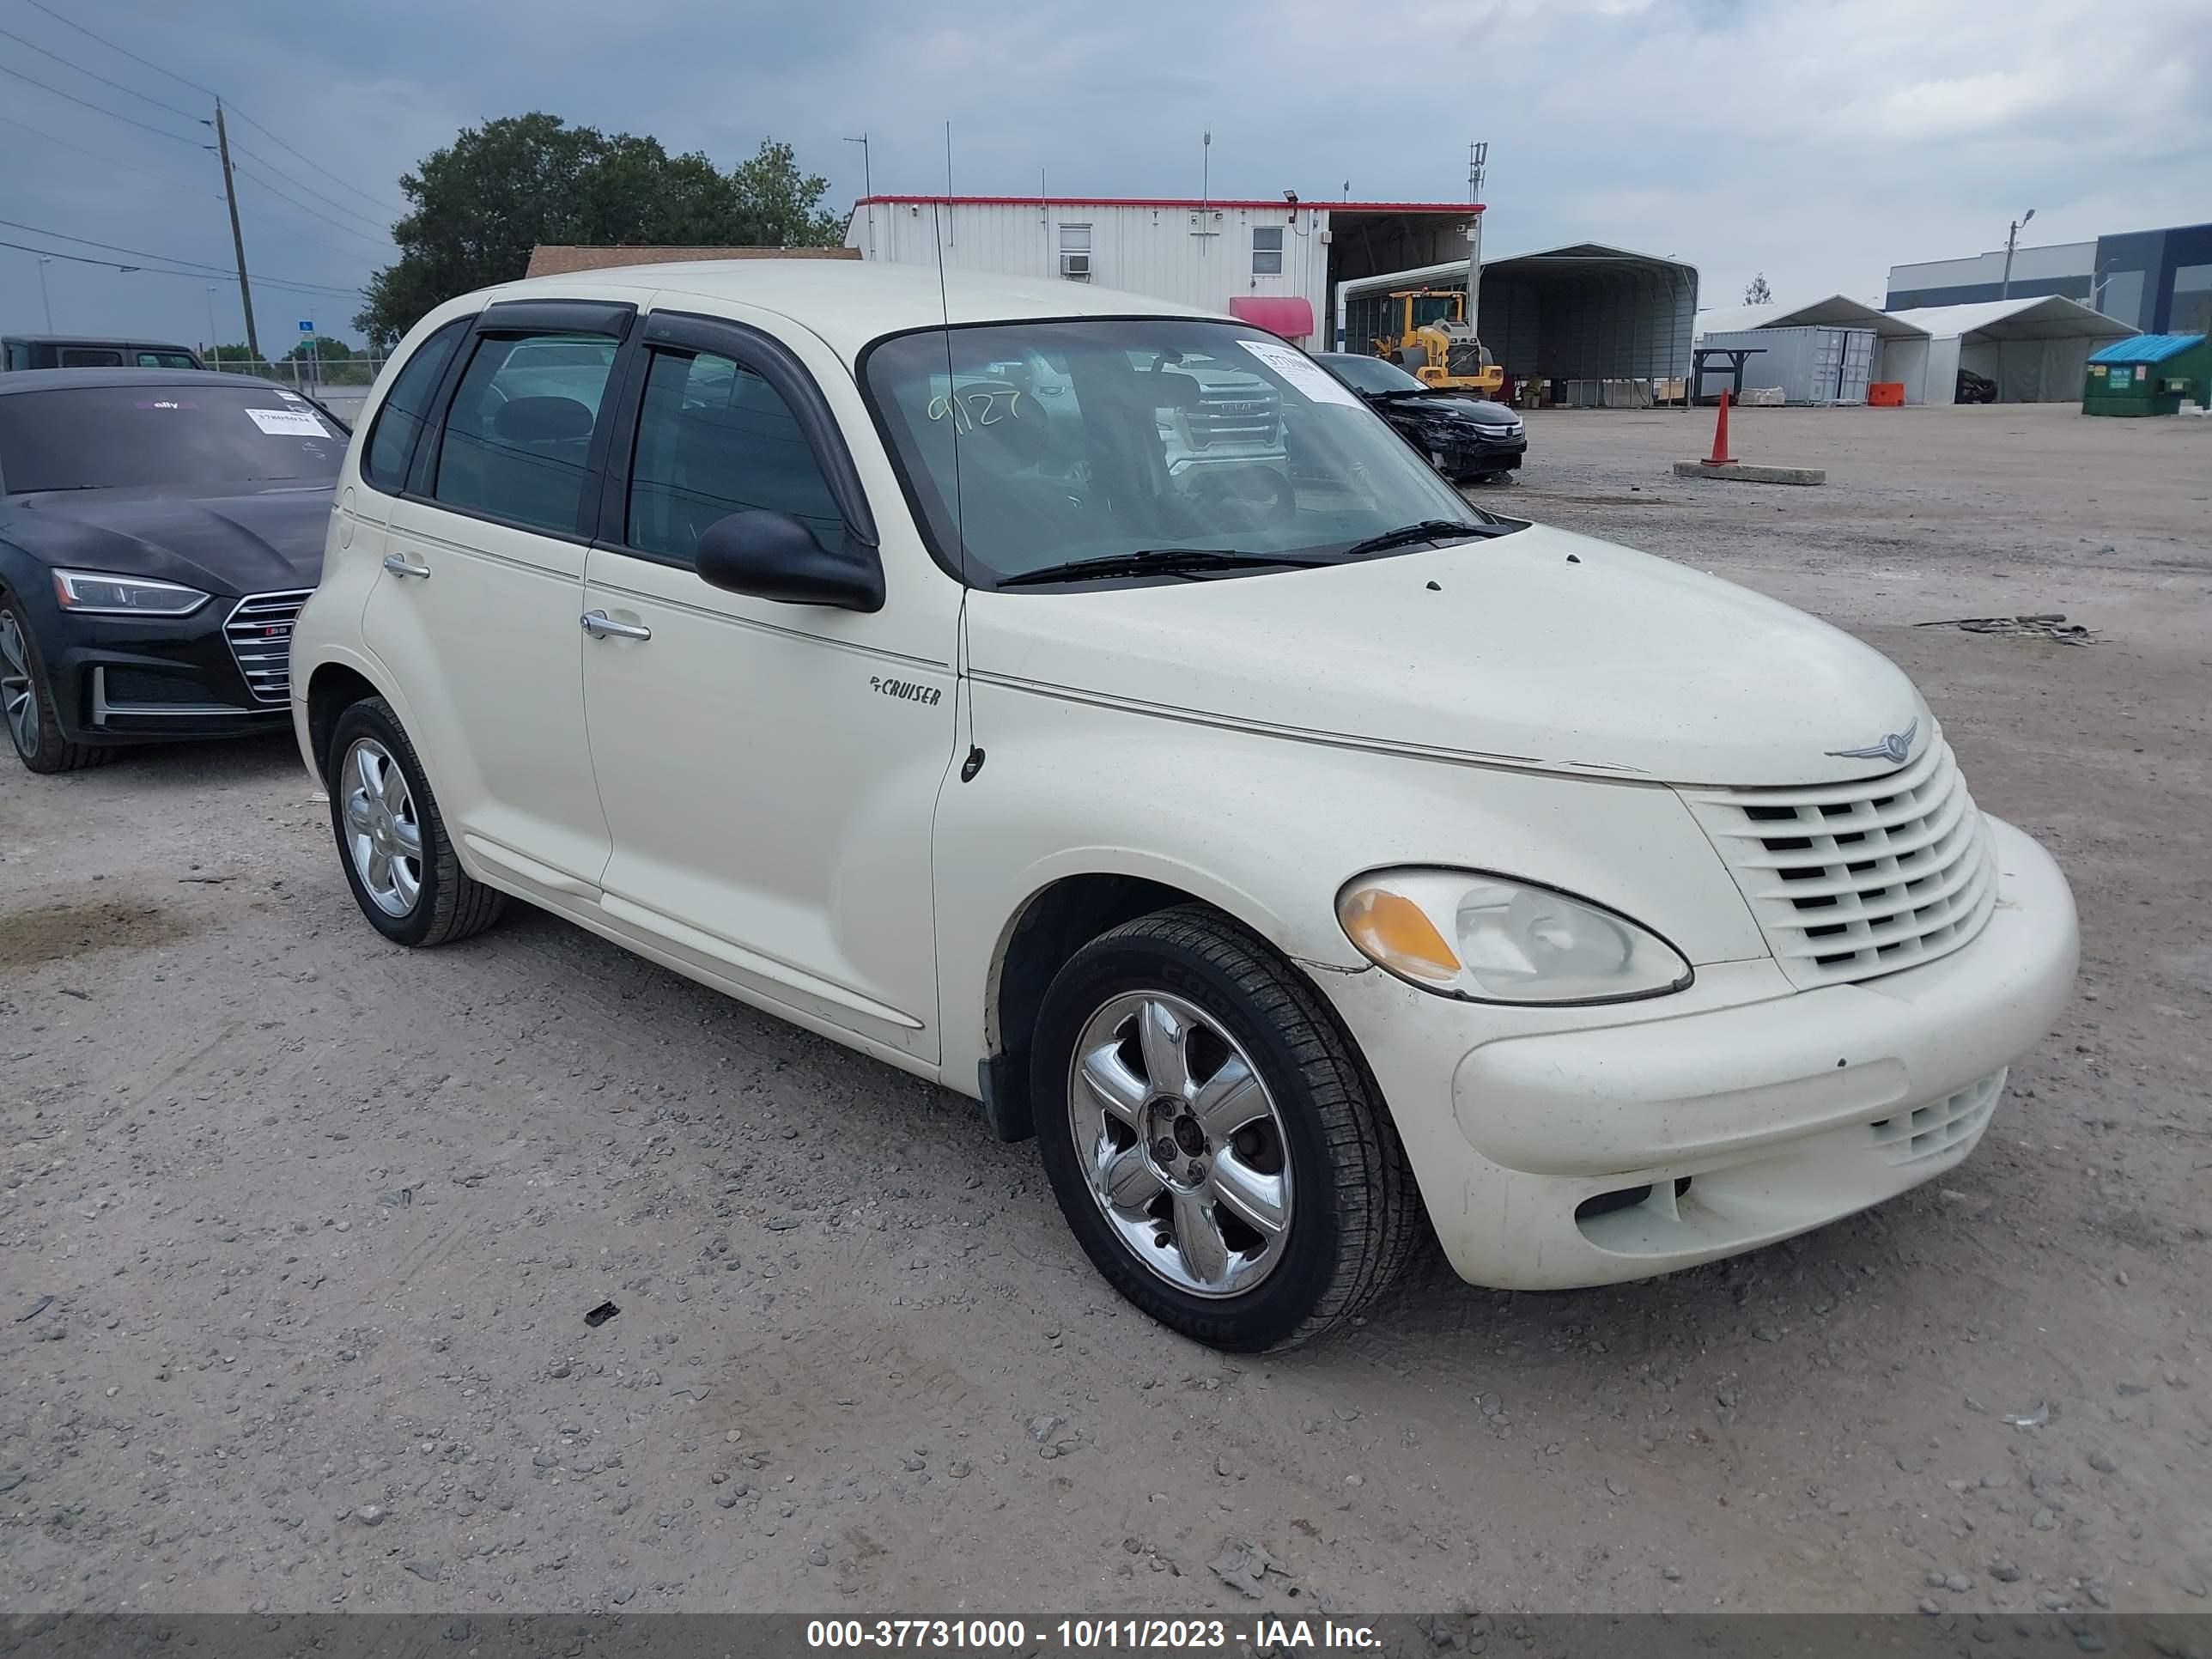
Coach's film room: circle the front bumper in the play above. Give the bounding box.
[43,593,299,745]
[1328,814,2077,1289]
[1434,434,1526,477]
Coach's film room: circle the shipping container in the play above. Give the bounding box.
[1693,325,1877,405]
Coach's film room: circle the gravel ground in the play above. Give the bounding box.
[2,403,2207,1618]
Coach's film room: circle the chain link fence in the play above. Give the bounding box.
[209,353,391,423]
[210,353,392,391]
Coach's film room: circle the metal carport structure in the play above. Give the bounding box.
[1335,242,1698,384]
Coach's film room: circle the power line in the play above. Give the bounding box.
[0,61,210,148]
[228,138,394,235]
[0,112,224,201]
[2,237,362,300]
[0,219,362,295]
[19,0,404,219]
[225,106,406,218]
[0,23,205,122]
[229,161,393,251]
[21,0,216,98]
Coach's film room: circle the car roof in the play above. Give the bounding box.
[0,368,289,396]
[3,334,198,349]
[422,258,1233,363]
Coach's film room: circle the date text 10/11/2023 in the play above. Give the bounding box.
[805,1620,1384,1651]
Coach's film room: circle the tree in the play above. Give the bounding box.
[355,114,845,345]
[286,335,354,363]
[1743,272,1773,306]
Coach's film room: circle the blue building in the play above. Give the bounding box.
[1887,222,2212,336]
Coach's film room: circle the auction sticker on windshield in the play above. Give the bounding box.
[246,407,329,437]
[1236,337,1360,407]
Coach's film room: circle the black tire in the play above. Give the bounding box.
[1030,905,1424,1352]
[1,592,112,775]
[325,696,505,947]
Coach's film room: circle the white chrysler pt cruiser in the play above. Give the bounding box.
[292,261,2078,1351]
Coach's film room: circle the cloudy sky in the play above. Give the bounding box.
[3,0,2207,353]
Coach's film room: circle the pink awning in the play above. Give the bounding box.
[1225,295,1316,340]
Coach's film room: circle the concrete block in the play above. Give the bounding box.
[1674,460,1826,485]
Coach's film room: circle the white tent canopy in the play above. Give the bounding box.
[1695,295,1931,343]
[1885,295,2135,404]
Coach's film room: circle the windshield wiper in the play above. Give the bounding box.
[1336,519,1518,559]
[994,548,1338,588]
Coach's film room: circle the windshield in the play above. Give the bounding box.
[1322,354,1426,396]
[0,384,346,494]
[864,319,1501,585]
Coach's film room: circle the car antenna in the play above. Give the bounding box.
[932,140,985,776]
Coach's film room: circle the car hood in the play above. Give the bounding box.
[1375,393,1517,425]
[967,521,1926,787]
[0,481,330,596]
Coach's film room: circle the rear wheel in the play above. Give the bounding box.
[1,595,108,775]
[1030,906,1423,1351]
[326,696,505,947]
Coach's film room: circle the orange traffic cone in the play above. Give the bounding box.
[1703,390,1735,466]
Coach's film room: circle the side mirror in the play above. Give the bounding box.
[693,511,884,612]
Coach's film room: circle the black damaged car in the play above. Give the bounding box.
[1316,351,1528,483]
[0,368,344,773]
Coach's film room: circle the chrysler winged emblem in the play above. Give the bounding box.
[1826,717,1918,764]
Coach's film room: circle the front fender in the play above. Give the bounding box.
[933,682,1767,1092]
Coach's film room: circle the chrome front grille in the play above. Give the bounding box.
[223,590,310,705]
[1869,1069,2005,1164]
[1188,385,1281,447]
[1680,727,1997,988]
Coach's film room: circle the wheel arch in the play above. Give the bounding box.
[304,656,395,786]
[977,862,1335,1143]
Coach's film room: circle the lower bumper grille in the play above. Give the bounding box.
[223,590,311,705]
[1869,1069,2005,1164]
[105,666,216,706]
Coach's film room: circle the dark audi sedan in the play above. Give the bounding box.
[0,369,343,773]
[1316,351,1528,483]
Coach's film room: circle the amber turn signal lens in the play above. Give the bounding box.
[1338,886,1462,986]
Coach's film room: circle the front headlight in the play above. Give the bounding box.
[52,569,210,617]
[1337,867,1692,1005]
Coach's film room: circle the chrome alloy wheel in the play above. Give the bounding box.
[0,611,37,757]
[341,737,423,917]
[1066,991,1293,1297]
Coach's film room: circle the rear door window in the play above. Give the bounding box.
[58,348,125,368]
[430,332,617,534]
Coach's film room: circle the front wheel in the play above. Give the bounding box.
[1,595,109,775]
[1030,906,1424,1351]
[326,696,505,947]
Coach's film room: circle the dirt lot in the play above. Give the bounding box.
[3,403,2207,1618]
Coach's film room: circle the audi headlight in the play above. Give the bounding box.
[52,569,210,617]
[1337,868,1691,1005]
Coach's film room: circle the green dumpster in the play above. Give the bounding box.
[2083,333,2210,416]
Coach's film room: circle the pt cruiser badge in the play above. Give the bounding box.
[1826,717,1918,764]
[871,675,942,708]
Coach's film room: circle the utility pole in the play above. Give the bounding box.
[1466,142,1488,343]
[37,257,54,331]
[1999,207,2035,301]
[214,99,259,362]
